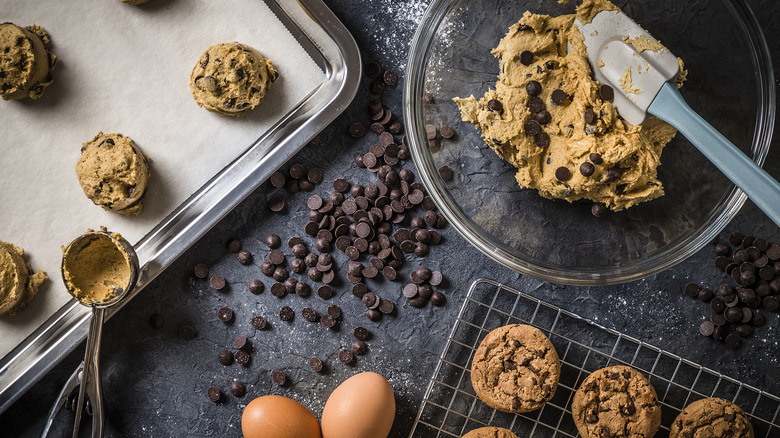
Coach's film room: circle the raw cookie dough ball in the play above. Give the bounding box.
[120,0,152,4]
[572,365,661,438]
[0,23,57,100]
[670,397,754,438]
[462,427,517,438]
[189,42,277,117]
[76,132,151,216]
[0,241,47,316]
[470,324,560,414]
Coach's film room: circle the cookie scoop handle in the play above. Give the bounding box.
[649,82,780,227]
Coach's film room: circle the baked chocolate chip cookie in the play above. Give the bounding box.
[470,324,560,414]
[572,365,661,438]
[76,132,151,216]
[0,23,57,100]
[670,397,754,438]
[189,42,277,117]
[462,426,517,438]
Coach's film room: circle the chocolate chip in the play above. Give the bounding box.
[338,349,355,365]
[764,296,779,312]
[591,203,608,217]
[218,307,233,322]
[218,349,234,366]
[580,162,595,177]
[209,275,226,290]
[302,307,318,322]
[438,166,453,181]
[534,131,550,148]
[270,172,286,188]
[349,122,366,138]
[267,197,285,212]
[351,340,368,355]
[365,61,381,78]
[237,250,253,265]
[383,70,398,86]
[370,79,385,94]
[194,263,209,279]
[699,320,715,336]
[318,285,333,300]
[279,306,294,321]
[551,89,568,105]
[207,386,221,402]
[251,315,267,330]
[725,333,742,350]
[229,381,246,397]
[524,119,540,136]
[178,325,195,340]
[555,167,571,182]
[487,99,503,113]
[584,107,596,124]
[379,299,395,314]
[684,282,700,298]
[526,80,542,96]
[535,110,552,125]
[528,96,545,113]
[265,234,281,249]
[234,350,250,366]
[366,308,382,321]
[698,288,714,303]
[736,324,754,338]
[272,370,287,386]
[440,125,455,139]
[599,84,614,101]
[310,356,324,372]
[273,267,289,282]
[520,50,534,66]
[430,291,446,306]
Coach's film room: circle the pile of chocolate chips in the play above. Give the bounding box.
[684,232,779,349]
[267,162,325,212]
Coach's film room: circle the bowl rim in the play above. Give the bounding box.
[403,0,776,286]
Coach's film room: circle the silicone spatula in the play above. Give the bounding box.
[574,10,780,226]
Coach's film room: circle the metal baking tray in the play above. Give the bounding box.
[0,0,360,413]
[411,278,780,437]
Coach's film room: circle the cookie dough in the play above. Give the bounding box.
[670,397,754,438]
[189,42,277,117]
[76,132,151,216]
[572,365,661,438]
[470,324,560,414]
[454,0,685,211]
[62,229,133,305]
[0,23,57,100]
[462,427,517,438]
[0,241,47,316]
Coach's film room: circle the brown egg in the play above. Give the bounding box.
[242,395,322,438]
[321,372,395,438]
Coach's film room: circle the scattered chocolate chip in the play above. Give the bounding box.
[599,84,614,101]
[591,203,608,218]
[383,70,398,86]
[237,250,253,265]
[310,356,324,372]
[354,326,369,341]
[178,325,195,340]
[272,370,287,386]
[338,349,354,364]
[207,386,221,402]
[699,320,715,337]
[234,350,250,366]
[268,197,285,212]
[194,263,209,279]
[229,381,246,397]
[218,349,234,366]
[725,333,742,350]
[209,275,226,290]
[218,307,234,322]
[251,315,267,330]
[279,306,294,321]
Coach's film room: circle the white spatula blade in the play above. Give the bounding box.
[574,10,680,125]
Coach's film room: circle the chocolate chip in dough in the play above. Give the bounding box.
[579,162,595,177]
[487,99,503,113]
[519,50,534,66]
[526,80,542,96]
[599,84,614,101]
[551,89,568,105]
[555,167,571,182]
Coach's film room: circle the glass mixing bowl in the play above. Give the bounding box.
[404,0,775,285]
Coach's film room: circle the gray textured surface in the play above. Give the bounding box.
[3,0,780,436]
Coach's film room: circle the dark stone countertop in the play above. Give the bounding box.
[3,0,780,436]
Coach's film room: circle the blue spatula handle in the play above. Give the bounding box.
[649,82,780,227]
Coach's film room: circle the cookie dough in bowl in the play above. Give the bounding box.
[0,241,47,316]
[454,0,685,212]
[76,132,151,216]
[189,42,277,117]
[0,22,57,101]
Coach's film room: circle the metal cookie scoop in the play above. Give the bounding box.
[574,10,780,226]
[44,229,139,438]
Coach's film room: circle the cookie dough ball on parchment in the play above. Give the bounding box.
[189,42,277,117]
[0,241,47,316]
[76,132,151,216]
[0,22,57,100]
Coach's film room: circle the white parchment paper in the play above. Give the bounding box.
[0,0,324,356]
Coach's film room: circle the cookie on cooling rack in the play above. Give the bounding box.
[470,324,560,414]
[670,397,754,438]
[462,426,517,438]
[572,365,661,438]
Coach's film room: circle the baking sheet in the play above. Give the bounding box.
[0,0,324,357]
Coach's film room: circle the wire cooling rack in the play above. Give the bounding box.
[409,278,780,438]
